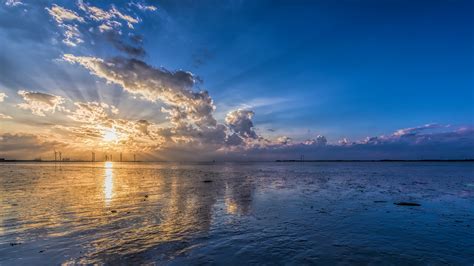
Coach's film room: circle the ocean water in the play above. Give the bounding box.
[0,162,473,265]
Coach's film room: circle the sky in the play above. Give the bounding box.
[0,0,473,161]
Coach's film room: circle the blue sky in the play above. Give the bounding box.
[141,0,473,139]
[0,0,472,160]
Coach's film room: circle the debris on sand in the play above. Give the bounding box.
[394,202,421,206]
[203,180,213,183]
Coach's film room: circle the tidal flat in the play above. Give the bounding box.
[0,162,473,265]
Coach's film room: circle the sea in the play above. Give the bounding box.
[0,161,473,265]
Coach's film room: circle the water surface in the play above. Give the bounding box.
[0,162,473,264]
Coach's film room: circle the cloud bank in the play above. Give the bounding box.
[0,1,472,161]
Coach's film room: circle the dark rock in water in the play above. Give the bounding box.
[110,210,117,213]
[374,200,387,203]
[144,195,149,198]
[203,180,213,183]
[394,202,421,206]
[10,242,21,246]
[39,250,45,253]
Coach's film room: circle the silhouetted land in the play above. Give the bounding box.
[0,159,142,163]
[0,159,472,163]
[276,159,474,162]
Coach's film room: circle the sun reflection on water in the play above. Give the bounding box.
[104,162,114,206]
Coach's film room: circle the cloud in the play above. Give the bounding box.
[0,92,7,102]
[45,2,143,50]
[105,32,146,57]
[3,2,470,161]
[68,101,118,123]
[225,109,258,139]
[241,124,474,161]
[303,135,327,146]
[225,133,244,146]
[338,138,352,146]
[98,20,121,32]
[277,136,291,145]
[45,4,85,47]
[357,124,461,146]
[63,54,217,128]
[0,113,12,119]
[0,133,67,159]
[43,100,163,153]
[393,123,442,137]
[4,0,23,7]
[77,1,113,21]
[46,4,85,24]
[128,1,157,12]
[77,1,139,28]
[3,93,474,162]
[17,90,65,116]
[110,6,139,27]
[55,50,473,161]
[61,24,83,47]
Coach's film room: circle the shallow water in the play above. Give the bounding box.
[0,162,473,265]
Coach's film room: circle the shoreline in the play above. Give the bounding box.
[0,159,472,163]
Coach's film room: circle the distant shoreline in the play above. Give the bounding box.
[0,160,143,163]
[275,159,474,162]
[0,159,473,163]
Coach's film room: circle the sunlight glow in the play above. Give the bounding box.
[104,162,114,206]
[102,127,118,143]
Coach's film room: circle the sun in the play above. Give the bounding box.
[102,127,119,143]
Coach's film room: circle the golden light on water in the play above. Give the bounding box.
[225,198,238,215]
[0,162,260,264]
[104,162,114,206]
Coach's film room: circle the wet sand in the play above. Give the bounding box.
[0,162,473,264]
